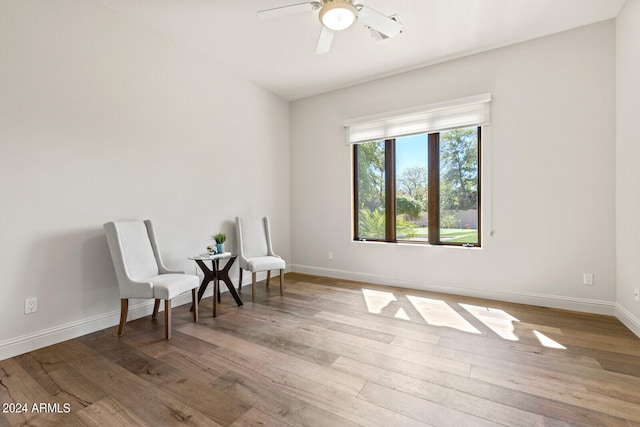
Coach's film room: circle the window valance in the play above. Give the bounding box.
[344,93,491,144]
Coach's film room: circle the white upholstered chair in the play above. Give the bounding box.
[104,220,199,339]
[235,216,286,302]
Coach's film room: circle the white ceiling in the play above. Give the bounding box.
[91,0,625,100]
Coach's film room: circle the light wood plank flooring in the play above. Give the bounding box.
[1,273,640,426]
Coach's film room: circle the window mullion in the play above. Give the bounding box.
[352,146,360,240]
[385,139,396,242]
[428,133,440,244]
[476,126,482,247]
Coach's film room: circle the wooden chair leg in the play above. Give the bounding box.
[238,268,243,294]
[118,299,128,336]
[152,299,161,319]
[279,269,284,296]
[252,272,257,303]
[164,299,172,340]
[192,289,198,322]
[266,271,271,287]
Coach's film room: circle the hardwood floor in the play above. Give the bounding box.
[2,273,640,426]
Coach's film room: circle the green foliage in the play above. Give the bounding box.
[440,128,478,210]
[212,233,226,244]
[358,209,385,239]
[396,218,417,240]
[356,141,385,212]
[358,208,417,240]
[396,194,423,218]
[440,214,457,229]
[398,166,428,208]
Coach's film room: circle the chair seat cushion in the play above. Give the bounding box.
[247,256,286,272]
[147,273,199,300]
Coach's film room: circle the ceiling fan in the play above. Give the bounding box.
[257,0,403,54]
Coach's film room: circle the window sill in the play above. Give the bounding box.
[352,239,481,249]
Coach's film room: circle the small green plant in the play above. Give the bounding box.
[359,209,385,239]
[212,233,226,244]
[440,214,457,229]
[396,218,417,240]
[358,208,417,240]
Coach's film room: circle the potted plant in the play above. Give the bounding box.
[213,232,226,254]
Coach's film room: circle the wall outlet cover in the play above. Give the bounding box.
[24,297,38,314]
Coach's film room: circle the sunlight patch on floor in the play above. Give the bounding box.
[533,330,567,349]
[362,289,397,314]
[407,295,481,334]
[360,288,566,347]
[459,303,520,341]
[394,307,410,320]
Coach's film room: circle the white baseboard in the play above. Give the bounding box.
[0,291,201,361]
[0,268,288,361]
[291,264,619,317]
[0,267,291,361]
[615,303,640,338]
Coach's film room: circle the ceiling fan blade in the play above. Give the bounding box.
[315,26,334,54]
[357,6,403,38]
[257,2,320,19]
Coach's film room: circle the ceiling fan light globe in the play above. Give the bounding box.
[319,1,357,31]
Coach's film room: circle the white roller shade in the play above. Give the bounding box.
[344,93,491,144]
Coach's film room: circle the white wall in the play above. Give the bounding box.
[0,0,290,359]
[291,21,617,314]
[616,0,640,336]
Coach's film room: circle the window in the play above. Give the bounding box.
[353,126,481,246]
[347,94,489,247]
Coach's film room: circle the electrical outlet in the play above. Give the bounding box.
[634,288,639,302]
[24,297,37,314]
[583,273,593,286]
[328,251,333,260]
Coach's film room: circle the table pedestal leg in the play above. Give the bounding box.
[191,257,242,318]
[216,257,243,307]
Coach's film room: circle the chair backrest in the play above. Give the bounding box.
[236,217,272,258]
[104,221,159,283]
